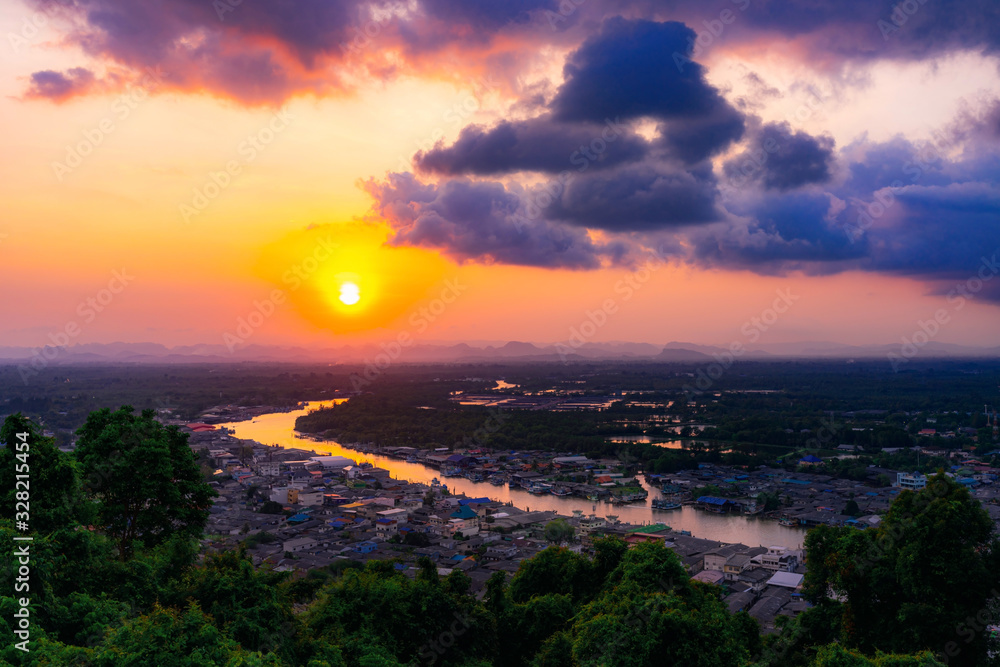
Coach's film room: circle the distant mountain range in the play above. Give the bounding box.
[1,339,999,366]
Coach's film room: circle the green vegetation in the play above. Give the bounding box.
[768,474,1000,666]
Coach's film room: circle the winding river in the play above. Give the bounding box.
[221,400,805,549]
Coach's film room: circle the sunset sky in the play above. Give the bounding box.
[2,0,999,352]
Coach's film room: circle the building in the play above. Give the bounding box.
[896,471,927,490]
[752,546,799,573]
[282,537,317,553]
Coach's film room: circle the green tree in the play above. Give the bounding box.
[804,474,1000,666]
[844,499,861,517]
[543,518,575,545]
[74,406,217,560]
[809,644,945,666]
[0,414,85,534]
[91,602,283,666]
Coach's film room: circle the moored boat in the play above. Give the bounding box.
[652,498,682,510]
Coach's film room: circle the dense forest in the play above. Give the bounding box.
[2,408,999,664]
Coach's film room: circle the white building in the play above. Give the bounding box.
[896,471,927,490]
[752,546,799,572]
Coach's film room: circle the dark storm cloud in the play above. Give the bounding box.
[362,172,638,269]
[594,0,1000,64]
[548,17,745,161]
[723,122,835,191]
[546,162,722,231]
[414,117,649,176]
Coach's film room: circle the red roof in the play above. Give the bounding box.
[186,423,216,432]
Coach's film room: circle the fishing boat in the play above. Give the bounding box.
[550,487,572,497]
[489,475,506,486]
[778,517,799,527]
[405,455,418,463]
[442,466,462,478]
[651,498,682,510]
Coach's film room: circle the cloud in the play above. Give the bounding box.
[550,17,745,162]
[546,161,722,231]
[414,116,649,175]
[584,0,1000,67]
[18,0,561,105]
[362,172,639,269]
[723,122,836,191]
[24,67,96,102]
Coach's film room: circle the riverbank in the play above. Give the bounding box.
[216,401,807,548]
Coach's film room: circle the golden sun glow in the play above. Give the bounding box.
[339,281,361,305]
[253,222,450,334]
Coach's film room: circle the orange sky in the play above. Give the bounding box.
[1,2,998,351]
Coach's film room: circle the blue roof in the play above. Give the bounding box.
[287,514,310,522]
[865,492,879,496]
[450,506,478,519]
[697,496,728,505]
[782,478,812,485]
[458,497,491,505]
[800,455,822,463]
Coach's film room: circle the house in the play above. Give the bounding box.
[692,569,725,585]
[767,571,805,589]
[282,537,317,553]
[375,518,398,535]
[896,471,927,491]
[449,505,480,523]
[354,541,378,554]
[738,567,772,593]
[704,546,741,572]
[752,547,800,573]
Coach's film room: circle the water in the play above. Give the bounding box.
[220,401,805,549]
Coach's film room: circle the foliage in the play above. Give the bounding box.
[73,406,217,560]
[803,474,1000,666]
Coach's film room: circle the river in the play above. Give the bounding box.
[220,400,805,549]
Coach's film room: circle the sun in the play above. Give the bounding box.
[338,281,361,305]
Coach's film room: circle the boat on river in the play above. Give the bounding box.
[652,498,682,510]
